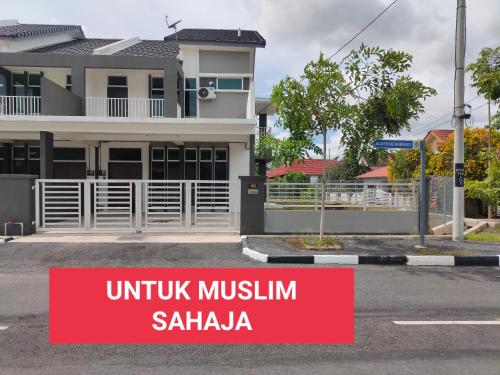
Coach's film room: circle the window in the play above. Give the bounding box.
[198,77,249,91]
[218,78,242,90]
[199,148,213,180]
[167,148,181,180]
[151,147,165,180]
[184,78,197,118]
[65,75,72,91]
[28,146,40,176]
[150,76,164,117]
[12,74,25,96]
[108,76,128,86]
[214,148,228,180]
[54,148,85,161]
[27,74,41,96]
[184,148,197,180]
[109,148,141,161]
[12,146,27,174]
[107,76,128,117]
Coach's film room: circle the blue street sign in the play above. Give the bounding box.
[372,140,419,149]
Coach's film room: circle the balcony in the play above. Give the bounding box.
[85,97,165,118]
[0,96,41,116]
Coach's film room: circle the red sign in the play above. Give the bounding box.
[50,268,354,344]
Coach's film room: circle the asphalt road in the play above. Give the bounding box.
[0,242,499,374]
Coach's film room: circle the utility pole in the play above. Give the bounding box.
[452,0,466,241]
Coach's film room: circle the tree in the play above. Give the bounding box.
[271,52,352,239]
[428,128,500,181]
[275,172,310,183]
[271,46,436,239]
[465,156,500,209]
[466,47,500,105]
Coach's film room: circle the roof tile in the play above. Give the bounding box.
[0,23,83,39]
[165,28,266,47]
[267,159,338,178]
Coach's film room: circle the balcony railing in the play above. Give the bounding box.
[85,97,165,118]
[0,96,41,116]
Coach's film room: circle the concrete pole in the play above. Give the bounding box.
[418,140,427,248]
[452,0,466,241]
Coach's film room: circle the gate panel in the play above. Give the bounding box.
[193,181,234,228]
[41,180,82,229]
[144,181,184,228]
[93,181,133,228]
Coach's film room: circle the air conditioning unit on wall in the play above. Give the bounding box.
[198,87,216,100]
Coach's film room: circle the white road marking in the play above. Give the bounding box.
[0,325,10,330]
[394,321,500,325]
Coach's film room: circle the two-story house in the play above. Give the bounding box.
[0,20,271,232]
[0,20,267,181]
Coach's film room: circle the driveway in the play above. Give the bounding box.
[0,242,499,374]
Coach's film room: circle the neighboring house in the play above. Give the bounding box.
[354,166,389,185]
[267,159,338,182]
[424,129,453,153]
[0,20,270,181]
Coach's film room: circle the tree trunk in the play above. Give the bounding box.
[319,127,327,240]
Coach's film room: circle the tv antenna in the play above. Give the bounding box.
[166,16,182,43]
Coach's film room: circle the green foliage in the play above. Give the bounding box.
[274,172,310,183]
[466,46,500,103]
[324,162,348,181]
[465,157,500,207]
[387,146,433,182]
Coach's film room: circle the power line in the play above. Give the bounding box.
[412,95,480,136]
[326,0,403,62]
[413,100,488,136]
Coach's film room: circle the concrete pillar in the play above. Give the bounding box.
[40,131,54,179]
[257,114,268,177]
[2,142,12,173]
[249,134,255,176]
[239,176,266,235]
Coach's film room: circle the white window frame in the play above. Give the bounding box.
[184,77,197,118]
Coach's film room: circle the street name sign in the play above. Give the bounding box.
[372,140,419,149]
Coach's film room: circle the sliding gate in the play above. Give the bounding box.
[35,179,240,232]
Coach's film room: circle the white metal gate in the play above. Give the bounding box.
[35,179,240,232]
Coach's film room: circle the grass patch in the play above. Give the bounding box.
[465,226,500,242]
[409,247,476,256]
[285,235,342,251]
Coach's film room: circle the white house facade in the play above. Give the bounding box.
[0,20,271,232]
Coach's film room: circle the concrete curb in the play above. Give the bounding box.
[0,237,14,246]
[240,237,500,267]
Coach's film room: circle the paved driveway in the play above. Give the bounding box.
[0,242,499,374]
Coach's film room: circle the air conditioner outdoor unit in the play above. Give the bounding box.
[198,87,216,100]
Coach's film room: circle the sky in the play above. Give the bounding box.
[3,0,499,158]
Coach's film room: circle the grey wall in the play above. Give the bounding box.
[265,210,419,234]
[41,77,82,116]
[199,92,248,119]
[199,50,250,74]
[0,175,37,235]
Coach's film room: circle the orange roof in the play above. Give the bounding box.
[354,166,388,180]
[424,129,453,143]
[267,159,338,178]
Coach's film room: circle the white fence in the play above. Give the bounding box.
[35,179,240,231]
[0,96,41,116]
[85,97,165,118]
[266,182,417,210]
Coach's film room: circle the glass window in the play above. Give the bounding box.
[152,148,164,161]
[28,74,41,86]
[215,163,228,180]
[13,159,27,174]
[185,91,197,117]
[29,147,40,159]
[185,78,196,90]
[109,148,141,161]
[108,76,127,86]
[29,159,40,176]
[218,78,242,90]
[13,147,26,159]
[54,148,85,161]
[200,149,212,162]
[167,148,180,161]
[199,77,216,88]
[167,162,180,180]
[185,162,197,180]
[199,162,212,180]
[243,78,250,90]
[13,74,25,86]
[151,77,163,89]
[215,148,227,161]
[151,161,165,179]
[185,148,197,161]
